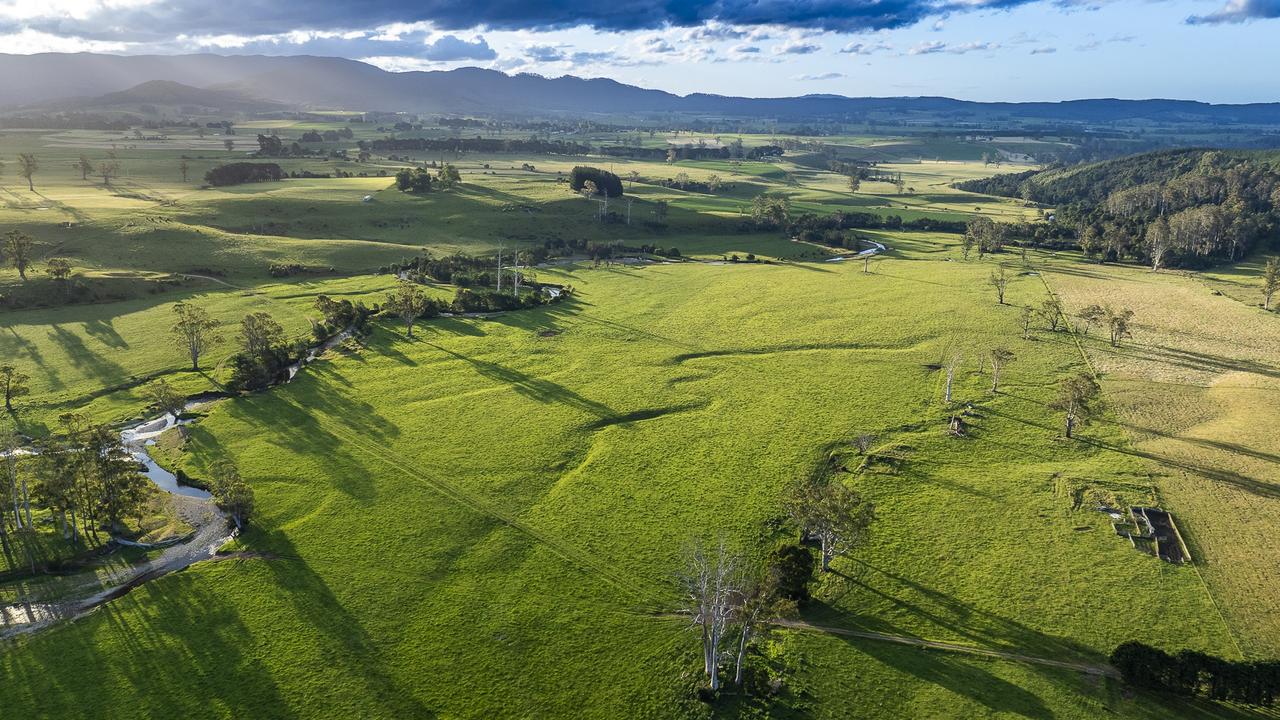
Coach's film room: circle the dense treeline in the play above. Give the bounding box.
[791,211,969,237]
[1111,641,1280,707]
[597,144,783,161]
[363,137,593,155]
[204,162,284,187]
[957,149,1280,266]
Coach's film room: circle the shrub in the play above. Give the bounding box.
[768,544,815,605]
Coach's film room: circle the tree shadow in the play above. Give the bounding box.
[46,323,127,383]
[424,343,618,421]
[81,318,130,350]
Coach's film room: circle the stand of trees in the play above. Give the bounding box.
[227,311,300,391]
[957,149,1280,267]
[598,144,783,161]
[364,137,592,156]
[569,166,624,198]
[1111,641,1280,707]
[204,162,284,187]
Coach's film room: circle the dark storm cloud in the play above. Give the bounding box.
[21,0,1065,42]
[1187,0,1280,24]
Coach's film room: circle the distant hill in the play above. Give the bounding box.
[58,80,288,113]
[4,52,1280,125]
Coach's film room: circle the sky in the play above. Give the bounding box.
[0,0,1278,102]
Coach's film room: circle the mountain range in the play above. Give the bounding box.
[4,52,1280,125]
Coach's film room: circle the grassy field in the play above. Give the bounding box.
[1041,253,1280,659]
[0,120,1274,718]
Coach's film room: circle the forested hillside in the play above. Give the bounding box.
[958,149,1280,267]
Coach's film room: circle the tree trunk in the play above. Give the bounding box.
[21,477,31,529]
[1065,413,1074,439]
[735,626,750,686]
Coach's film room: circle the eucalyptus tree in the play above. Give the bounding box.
[679,541,740,692]
[171,302,222,371]
[786,480,875,573]
[1,365,30,412]
[1050,373,1100,439]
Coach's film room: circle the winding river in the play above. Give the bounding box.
[0,327,355,638]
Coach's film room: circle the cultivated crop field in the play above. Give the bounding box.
[0,121,1274,719]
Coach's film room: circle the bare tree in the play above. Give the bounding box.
[179,159,190,183]
[495,243,504,292]
[943,351,963,404]
[170,302,222,371]
[989,265,1010,304]
[989,347,1015,393]
[16,153,37,191]
[1050,373,1100,439]
[77,154,92,181]
[679,541,740,691]
[1146,216,1172,273]
[2,430,31,530]
[786,480,875,572]
[1,365,30,412]
[1020,306,1034,340]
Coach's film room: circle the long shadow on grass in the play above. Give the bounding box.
[46,323,127,383]
[425,343,618,420]
[818,560,1102,663]
[218,388,385,503]
[826,628,1055,719]
[255,530,440,718]
[1,327,63,391]
[981,402,1280,500]
[0,571,298,718]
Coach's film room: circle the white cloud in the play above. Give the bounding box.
[909,40,999,55]
[0,27,131,53]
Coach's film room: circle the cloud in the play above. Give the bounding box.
[517,42,663,68]
[420,34,497,60]
[773,40,821,55]
[5,0,1067,43]
[174,29,496,61]
[794,71,844,80]
[909,40,998,55]
[1074,33,1135,51]
[730,43,761,54]
[1029,45,1056,54]
[839,40,891,54]
[1187,0,1280,24]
